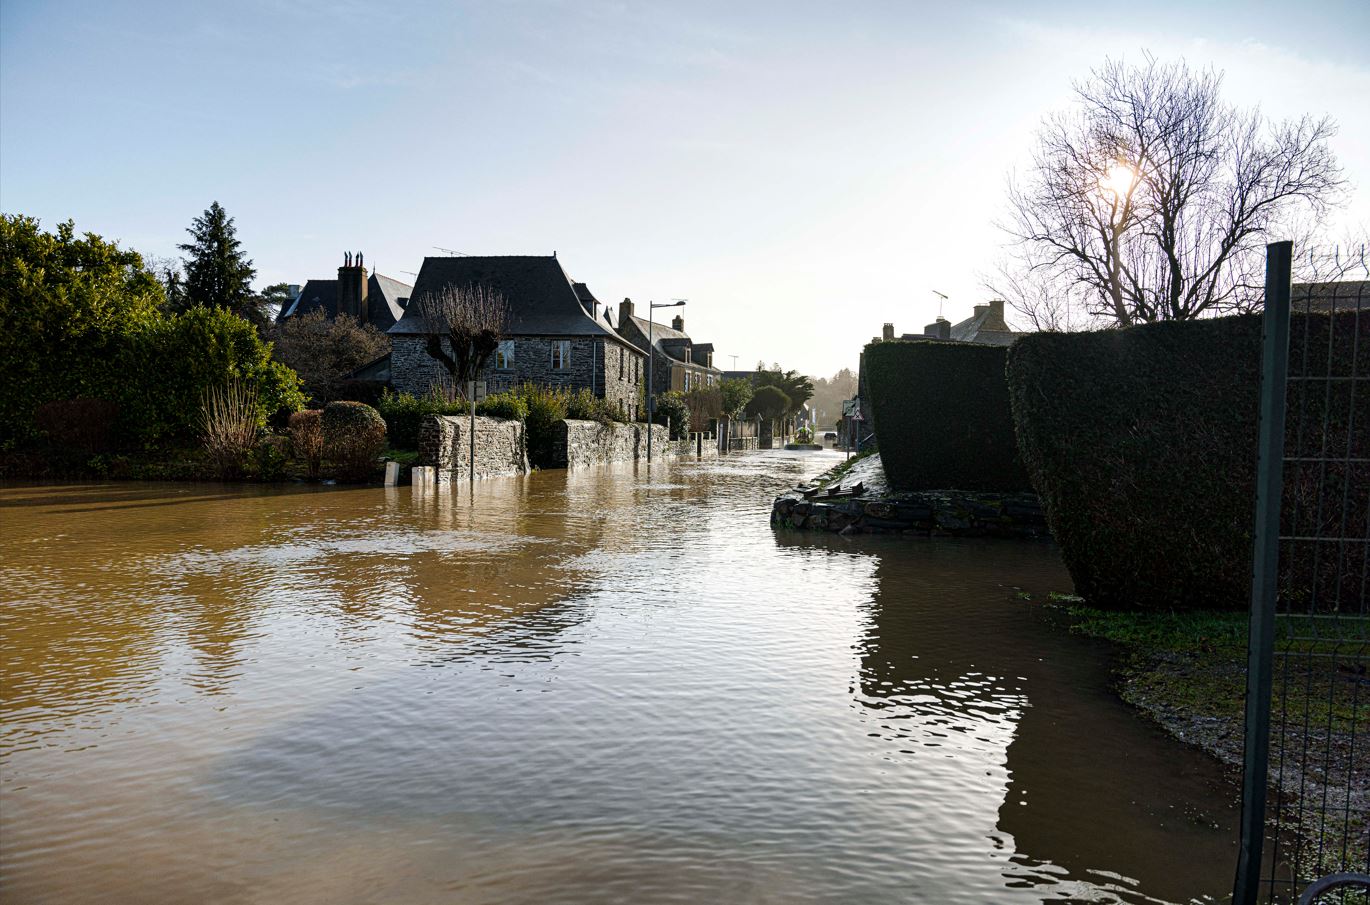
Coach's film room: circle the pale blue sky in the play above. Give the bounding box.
[3,0,1367,376]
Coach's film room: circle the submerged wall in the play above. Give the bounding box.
[550,421,717,470]
[419,415,528,484]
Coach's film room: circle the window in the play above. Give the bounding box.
[551,340,571,370]
[618,347,624,379]
[683,371,691,391]
[494,340,515,370]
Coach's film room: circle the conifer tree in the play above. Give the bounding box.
[177,201,264,329]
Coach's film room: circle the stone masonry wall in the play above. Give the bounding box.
[550,420,666,469]
[418,414,528,484]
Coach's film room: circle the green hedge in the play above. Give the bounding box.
[1006,310,1369,611]
[863,340,1030,491]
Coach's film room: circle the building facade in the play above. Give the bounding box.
[614,300,723,396]
[386,255,647,419]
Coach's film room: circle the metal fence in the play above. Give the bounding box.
[1236,242,1369,904]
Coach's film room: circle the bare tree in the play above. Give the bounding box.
[418,284,511,400]
[991,54,1346,328]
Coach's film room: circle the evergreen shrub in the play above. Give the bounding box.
[34,398,120,455]
[377,389,464,450]
[322,401,387,481]
[1006,310,1369,611]
[863,340,1029,492]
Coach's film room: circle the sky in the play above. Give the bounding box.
[3,0,1367,378]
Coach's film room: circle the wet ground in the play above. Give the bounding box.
[1,450,1240,903]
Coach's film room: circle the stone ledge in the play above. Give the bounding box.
[770,466,1050,539]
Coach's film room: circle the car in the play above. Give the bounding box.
[823,431,837,441]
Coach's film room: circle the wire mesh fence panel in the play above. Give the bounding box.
[1239,245,1369,904]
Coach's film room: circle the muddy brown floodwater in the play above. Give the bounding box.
[1,450,1241,904]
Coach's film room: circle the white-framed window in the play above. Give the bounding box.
[551,340,571,370]
[683,371,691,391]
[494,340,515,370]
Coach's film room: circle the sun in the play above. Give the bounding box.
[1100,162,1136,198]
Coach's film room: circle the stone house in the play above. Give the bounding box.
[848,299,1019,450]
[614,300,723,395]
[880,298,1018,346]
[386,255,647,419]
[275,252,414,331]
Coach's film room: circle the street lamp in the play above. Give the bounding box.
[646,299,686,462]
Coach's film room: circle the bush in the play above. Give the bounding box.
[513,383,570,467]
[1,215,163,447]
[0,215,305,449]
[200,382,261,479]
[288,410,324,479]
[566,387,625,424]
[1006,310,1369,611]
[377,389,465,450]
[33,398,120,455]
[653,390,690,438]
[477,391,529,422]
[322,401,387,481]
[744,385,790,421]
[119,305,304,445]
[252,434,291,481]
[720,377,754,418]
[863,340,1029,492]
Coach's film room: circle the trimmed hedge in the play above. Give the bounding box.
[1007,310,1369,611]
[322,401,387,481]
[863,340,1030,491]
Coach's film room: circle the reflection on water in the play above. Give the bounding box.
[1,455,1236,904]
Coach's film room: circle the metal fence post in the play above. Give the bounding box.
[1233,240,1293,904]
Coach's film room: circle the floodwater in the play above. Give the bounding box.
[1,451,1240,904]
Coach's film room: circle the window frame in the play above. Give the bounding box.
[551,339,571,370]
[494,340,515,370]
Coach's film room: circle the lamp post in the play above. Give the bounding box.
[646,299,686,462]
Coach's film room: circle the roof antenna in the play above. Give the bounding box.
[932,289,948,319]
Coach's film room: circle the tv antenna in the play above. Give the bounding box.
[931,289,948,318]
[433,246,468,256]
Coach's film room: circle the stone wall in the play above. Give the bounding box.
[772,489,1050,538]
[547,421,718,469]
[418,415,528,484]
[392,334,643,420]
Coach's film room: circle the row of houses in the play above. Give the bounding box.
[277,252,724,419]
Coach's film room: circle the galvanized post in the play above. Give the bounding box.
[1233,240,1292,904]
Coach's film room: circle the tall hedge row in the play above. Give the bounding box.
[1006,310,1369,611]
[864,339,1031,491]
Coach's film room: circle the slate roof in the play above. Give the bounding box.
[276,273,413,330]
[389,256,635,346]
[573,282,618,330]
[948,304,1017,346]
[622,314,721,370]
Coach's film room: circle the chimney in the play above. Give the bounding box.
[671,314,684,332]
[619,297,635,326]
[924,317,951,340]
[337,250,369,323]
[983,299,1008,331]
[881,323,894,341]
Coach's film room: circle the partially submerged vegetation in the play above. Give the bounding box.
[1036,594,1368,877]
